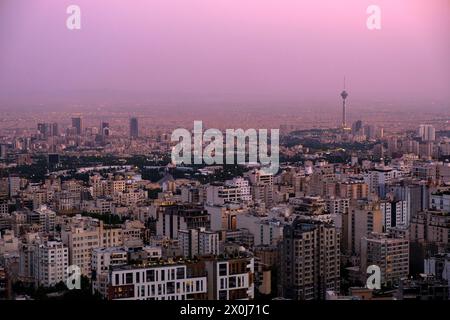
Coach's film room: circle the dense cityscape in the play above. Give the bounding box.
[1,1,449,312]
[0,92,449,301]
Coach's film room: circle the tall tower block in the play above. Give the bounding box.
[341,78,349,129]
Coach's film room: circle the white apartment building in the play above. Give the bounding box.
[225,177,252,202]
[206,184,241,205]
[206,203,247,231]
[8,176,21,197]
[107,263,207,300]
[178,228,220,258]
[380,200,408,229]
[235,214,284,246]
[418,124,436,142]
[364,166,399,197]
[204,257,255,300]
[326,197,350,229]
[61,216,104,277]
[62,225,100,277]
[430,191,450,212]
[61,216,125,275]
[33,241,69,287]
[92,247,128,296]
[245,170,274,208]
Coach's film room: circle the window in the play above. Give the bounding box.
[125,273,133,284]
[176,267,185,279]
[219,290,227,300]
[158,284,162,295]
[146,270,155,282]
[151,285,155,295]
[219,263,227,276]
[229,276,236,288]
[167,282,175,294]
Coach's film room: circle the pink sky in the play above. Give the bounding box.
[0,0,449,107]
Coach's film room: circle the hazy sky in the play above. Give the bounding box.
[0,0,449,108]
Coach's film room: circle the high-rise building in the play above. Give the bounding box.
[38,122,59,138]
[245,169,274,208]
[279,218,340,300]
[236,213,285,246]
[225,177,252,202]
[364,166,398,197]
[424,253,450,284]
[418,124,436,142]
[156,204,210,239]
[203,255,255,300]
[91,247,128,296]
[33,240,69,287]
[206,183,241,205]
[380,200,408,229]
[101,122,110,137]
[206,203,246,231]
[410,210,450,247]
[361,233,409,286]
[27,205,57,234]
[8,176,21,197]
[0,144,7,160]
[130,117,139,139]
[71,117,83,135]
[61,216,117,276]
[344,200,383,255]
[337,181,368,200]
[52,123,59,136]
[389,181,429,221]
[430,191,450,212]
[178,227,220,258]
[0,200,8,216]
[351,120,363,135]
[37,123,46,136]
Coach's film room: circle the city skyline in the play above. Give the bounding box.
[1,0,450,308]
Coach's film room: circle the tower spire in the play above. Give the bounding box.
[340,78,349,130]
